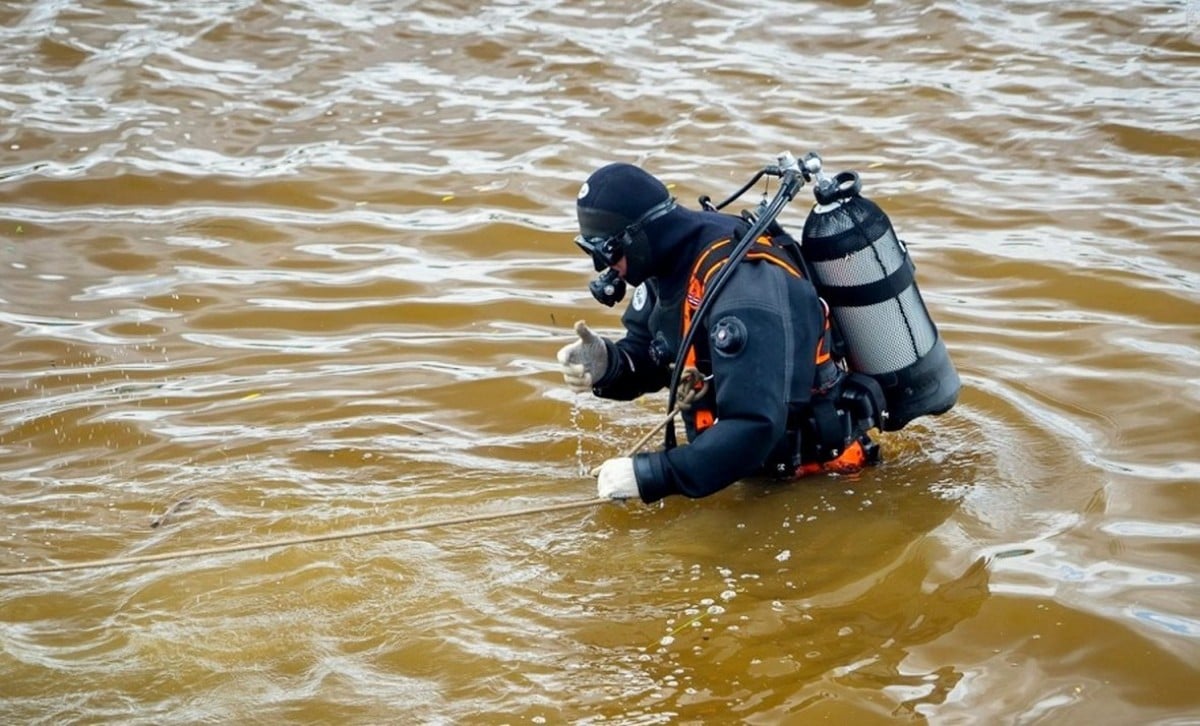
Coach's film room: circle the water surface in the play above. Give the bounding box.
[1,0,1198,723]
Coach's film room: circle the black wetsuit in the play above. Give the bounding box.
[591,208,828,503]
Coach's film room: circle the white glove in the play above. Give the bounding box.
[596,457,639,500]
[556,320,609,393]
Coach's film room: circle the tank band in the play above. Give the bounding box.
[818,257,916,308]
[801,213,893,262]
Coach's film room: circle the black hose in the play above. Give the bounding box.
[708,168,770,211]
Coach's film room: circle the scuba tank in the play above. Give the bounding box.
[661,151,958,449]
[800,170,960,431]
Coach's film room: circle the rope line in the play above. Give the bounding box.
[588,367,709,477]
[0,497,607,578]
[4,369,705,577]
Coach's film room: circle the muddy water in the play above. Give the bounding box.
[1,1,1198,723]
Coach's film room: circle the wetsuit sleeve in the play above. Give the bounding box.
[592,284,670,400]
[632,264,820,502]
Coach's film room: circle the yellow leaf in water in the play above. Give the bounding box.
[241,392,261,400]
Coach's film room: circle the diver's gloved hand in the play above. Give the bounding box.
[596,457,639,500]
[556,320,608,393]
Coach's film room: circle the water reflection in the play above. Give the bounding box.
[2,0,1199,722]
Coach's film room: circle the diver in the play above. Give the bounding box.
[557,162,887,504]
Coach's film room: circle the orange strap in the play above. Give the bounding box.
[795,439,869,477]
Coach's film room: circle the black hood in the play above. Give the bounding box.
[576,163,677,286]
[576,163,671,240]
[574,163,751,290]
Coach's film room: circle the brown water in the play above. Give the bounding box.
[1,1,1198,723]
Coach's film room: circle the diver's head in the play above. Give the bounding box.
[574,163,675,287]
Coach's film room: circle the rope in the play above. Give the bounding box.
[0,497,607,578]
[588,367,710,477]
[4,368,711,577]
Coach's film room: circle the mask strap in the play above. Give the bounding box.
[624,197,676,238]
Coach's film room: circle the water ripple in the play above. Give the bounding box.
[2,0,1198,722]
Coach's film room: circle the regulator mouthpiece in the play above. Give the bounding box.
[589,268,626,307]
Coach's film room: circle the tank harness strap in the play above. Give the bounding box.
[812,297,840,394]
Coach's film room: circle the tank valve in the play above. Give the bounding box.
[800,151,823,181]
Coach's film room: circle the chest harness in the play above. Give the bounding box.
[679,233,878,472]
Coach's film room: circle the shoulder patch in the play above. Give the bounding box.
[631,283,648,311]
